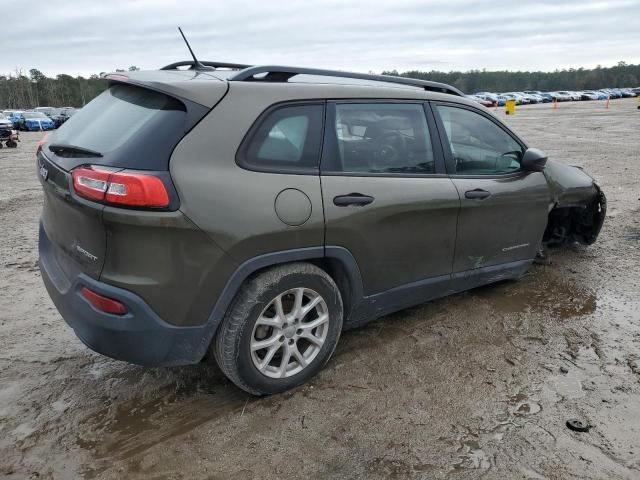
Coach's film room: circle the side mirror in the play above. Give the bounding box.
[521,147,547,172]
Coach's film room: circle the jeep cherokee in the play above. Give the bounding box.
[37,62,606,395]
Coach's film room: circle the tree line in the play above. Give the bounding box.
[0,66,139,110]
[1,62,639,109]
[383,61,640,94]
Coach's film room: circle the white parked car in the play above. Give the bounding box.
[580,91,600,100]
[550,91,572,102]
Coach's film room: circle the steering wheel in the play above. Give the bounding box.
[372,132,406,169]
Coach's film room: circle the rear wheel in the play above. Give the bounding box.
[213,263,343,395]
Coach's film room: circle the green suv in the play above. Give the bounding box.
[37,62,606,395]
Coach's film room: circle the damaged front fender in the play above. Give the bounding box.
[542,160,606,246]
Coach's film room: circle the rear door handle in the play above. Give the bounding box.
[333,193,374,207]
[464,189,491,200]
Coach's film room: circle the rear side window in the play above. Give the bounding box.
[436,105,523,175]
[239,104,324,173]
[323,103,435,174]
[48,84,188,170]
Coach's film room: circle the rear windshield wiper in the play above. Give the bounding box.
[48,143,103,158]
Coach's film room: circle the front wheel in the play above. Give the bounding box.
[213,263,343,395]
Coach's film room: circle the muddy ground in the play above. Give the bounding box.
[1,98,639,480]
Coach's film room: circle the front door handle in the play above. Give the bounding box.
[464,189,491,200]
[333,193,374,207]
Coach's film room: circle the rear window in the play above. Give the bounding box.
[49,84,187,171]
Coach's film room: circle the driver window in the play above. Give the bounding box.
[330,103,434,174]
[437,105,523,175]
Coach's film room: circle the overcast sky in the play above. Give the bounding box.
[5,0,639,77]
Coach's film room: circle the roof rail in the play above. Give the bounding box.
[228,65,463,96]
[160,60,252,71]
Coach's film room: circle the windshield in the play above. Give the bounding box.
[24,112,48,119]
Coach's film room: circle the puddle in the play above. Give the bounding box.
[79,386,247,458]
[77,369,250,478]
[473,269,597,319]
[508,391,542,416]
[512,401,542,416]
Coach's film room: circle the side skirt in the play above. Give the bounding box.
[344,259,532,329]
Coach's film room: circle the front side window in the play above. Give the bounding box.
[241,104,323,172]
[437,105,523,175]
[324,103,435,174]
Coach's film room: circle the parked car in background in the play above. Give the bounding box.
[4,111,24,127]
[49,108,74,128]
[516,92,539,104]
[529,93,546,103]
[474,92,498,104]
[31,106,77,128]
[549,91,572,102]
[465,94,493,107]
[0,113,19,148]
[14,112,55,131]
[524,91,552,103]
[496,95,508,106]
[60,107,77,117]
[0,112,13,129]
[503,92,528,105]
[34,107,55,116]
[580,91,600,100]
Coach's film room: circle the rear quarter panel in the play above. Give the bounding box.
[169,84,327,264]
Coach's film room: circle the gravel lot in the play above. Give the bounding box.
[1,98,639,480]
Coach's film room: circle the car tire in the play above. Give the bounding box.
[213,262,343,395]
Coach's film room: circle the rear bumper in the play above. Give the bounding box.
[38,222,210,367]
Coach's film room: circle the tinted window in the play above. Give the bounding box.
[324,103,434,174]
[437,106,523,175]
[52,84,184,155]
[45,84,192,171]
[241,104,323,172]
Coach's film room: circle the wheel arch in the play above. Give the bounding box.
[202,246,364,353]
[542,185,606,247]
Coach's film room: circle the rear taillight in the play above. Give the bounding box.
[36,133,49,156]
[72,166,169,208]
[80,287,128,315]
